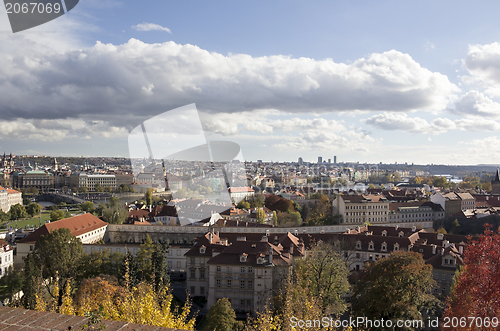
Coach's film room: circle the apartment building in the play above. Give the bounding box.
[0,240,14,278]
[332,194,390,224]
[0,186,22,213]
[387,201,444,223]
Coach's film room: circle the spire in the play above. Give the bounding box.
[495,168,500,183]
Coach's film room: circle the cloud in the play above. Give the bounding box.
[463,42,500,96]
[0,38,460,130]
[454,90,500,118]
[132,23,172,33]
[366,112,500,134]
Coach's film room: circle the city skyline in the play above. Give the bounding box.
[2,1,500,164]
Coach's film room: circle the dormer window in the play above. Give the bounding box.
[368,241,374,251]
[394,243,400,251]
[257,257,264,264]
[240,253,248,263]
[356,241,362,250]
[382,230,387,237]
[199,245,206,254]
[398,231,404,238]
[381,242,387,252]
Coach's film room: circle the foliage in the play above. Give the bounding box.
[80,201,95,213]
[26,203,42,218]
[101,203,128,224]
[444,225,500,330]
[10,204,27,220]
[265,194,294,213]
[204,298,241,331]
[236,200,250,209]
[247,194,265,208]
[50,209,66,222]
[295,241,350,315]
[352,251,439,330]
[136,235,169,288]
[79,250,125,281]
[145,188,153,206]
[32,228,84,303]
[276,211,301,227]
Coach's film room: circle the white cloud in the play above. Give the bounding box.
[132,23,172,33]
[365,112,500,134]
[454,90,500,118]
[462,42,500,96]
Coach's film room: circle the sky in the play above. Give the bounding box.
[2,1,500,165]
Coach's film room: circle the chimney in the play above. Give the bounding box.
[209,232,213,244]
[459,245,463,254]
[412,226,416,232]
[290,244,294,255]
[268,246,273,264]
[432,244,436,255]
[236,220,239,227]
[261,236,268,242]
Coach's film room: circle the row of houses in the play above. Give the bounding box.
[184,225,467,314]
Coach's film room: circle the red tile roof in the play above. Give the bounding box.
[18,213,108,244]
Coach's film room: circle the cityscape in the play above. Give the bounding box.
[2,0,500,330]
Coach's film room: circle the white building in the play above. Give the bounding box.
[15,213,108,266]
[0,186,22,213]
[0,240,14,278]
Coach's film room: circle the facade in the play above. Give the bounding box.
[1,153,14,170]
[16,213,108,266]
[492,169,500,194]
[0,186,22,213]
[0,240,14,278]
[332,194,390,224]
[12,171,54,191]
[431,192,475,217]
[387,201,444,223]
[70,173,117,191]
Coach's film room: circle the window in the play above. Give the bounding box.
[200,269,205,279]
[190,257,195,264]
[247,300,251,306]
[190,286,195,295]
[241,266,245,273]
[216,279,221,288]
[30,245,34,251]
[444,259,448,264]
[368,241,374,251]
[248,280,253,289]
[216,266,221,272]
[240,280,245,288]
[381,243,387,252]
[442,273,447,280]
[248,267,253,273]
[190,269,195,279]
[241,300,245,306]
[168,261,172,268]
[177,261,181,268]
[200,287,205,296]
[356,242,361,250]
[227,280,232,288]
[177,250,181,256]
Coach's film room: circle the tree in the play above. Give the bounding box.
[236,200,250,209]
[32,228,85,303]
[295,241,350,315]
[26,203,42,218]
[204,298,240,331]
[50,210,66,222]
[10,203,27,220]
[80,201,95,213]
[145,188,153,206]
[352,251,439,330]
[444,225,500,330]
[433,176,450,188]
[78,186,88,193]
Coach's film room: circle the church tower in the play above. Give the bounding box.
[54,157,58,171]
[491,168,500,194]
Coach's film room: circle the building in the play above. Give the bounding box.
[430,192,475,217]
[0,240,14,278]
[387,201,444,223]
[318,156,322,164]
[332,194,389,224]
[492,169,500,194]
[226,187,255,203]
[0,186,22,213]
[70,173,117,191]
[16,213,108,266]
[12,170,54,191]
[206,237,294,314]
[1,153,14,170]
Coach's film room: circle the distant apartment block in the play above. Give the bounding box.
[70,173,117,191]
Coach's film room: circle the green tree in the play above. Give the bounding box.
[145,188,153,206]
[94,183,104,192]
[236,200,250,209]
[10,203,27,220]
[204,298,240,331]
[26,203,42,218]
[22,253,40,309]
[78,186,88,193]
[433,176,450,188]
[352,251,439,330]
[80,201,95,213]
[50,210,66,222]
[295,241,350,315]
[32,228,85,301]
[0,210,11,224]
